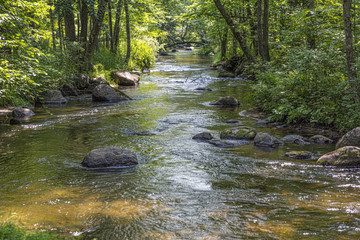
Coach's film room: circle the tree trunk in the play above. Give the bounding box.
[305,0,316,49]
[64,9,76,42]
[79,0,88,44]
[50,7,56,50]
[213,0,256,63]
[220,29,228,61]
[113,0,123,53]
[262,0,270,61]
[344,0,357,80]
[58,12,64,52]
[108,1,114,52]
[84,0,109,71]
[257,0,264,61]
[232,33,237,56]
[124,0,131,64]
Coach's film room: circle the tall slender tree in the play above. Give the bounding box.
[124,0,131,63]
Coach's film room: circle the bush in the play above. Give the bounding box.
[252,47,360,132]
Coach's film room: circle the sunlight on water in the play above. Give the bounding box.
[0,51,360,239]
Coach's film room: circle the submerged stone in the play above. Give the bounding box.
[208,139,250,148]
[210,96,240,107]
[284,151,316,160]
[192,132,214,141]
[82,147,138,168]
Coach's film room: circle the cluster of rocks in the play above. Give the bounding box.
[317,127,360,167]
[9,71,139,125]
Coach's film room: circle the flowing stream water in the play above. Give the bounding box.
[1,51,360,239]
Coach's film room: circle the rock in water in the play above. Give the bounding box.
[220,127,256,140]
[192,132,213,141]
[41,90,67,104]
[281,135,310,145]
[336,127,360,149]
[112,70,140,86]
[82,147,138,168]
[74,73,90,90]
[254,133,284,148]
[284,151,315,160]
[317,146,360,167]
[210,96,240,107]
[12,107,35,119]
[61,83,79,97]
[88,77,110,91]
[92,84,128,102]
[309,135,333,144]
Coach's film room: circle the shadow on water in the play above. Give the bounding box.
[0,50,360,239]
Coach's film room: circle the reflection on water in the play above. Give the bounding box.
[0,50,360,239]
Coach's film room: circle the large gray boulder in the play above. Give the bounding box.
[112,70,140,86]
[317,146,360,167]
[220,127,256,140]
[12,107,35,119]
[336,127,360,149]
[92,84,128,102]
[41,90,67,104]
[254,133,284,148]
[210,96,240,107]
[82,147,138,168]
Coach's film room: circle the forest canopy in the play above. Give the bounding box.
[1,0,360,131]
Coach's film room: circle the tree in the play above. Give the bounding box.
[124,0,130,63]
[212,0,256,63]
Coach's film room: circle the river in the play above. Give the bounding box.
[0,50,360,239]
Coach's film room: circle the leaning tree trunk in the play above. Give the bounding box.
[213,0,257,63]
[124,0,131,64]
[113,0,123,53]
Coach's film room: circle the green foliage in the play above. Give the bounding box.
[117,37,158,71]
[252,47,360,132]
[0,220,73,240]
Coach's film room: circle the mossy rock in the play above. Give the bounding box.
[254,132,284,148]
[220,127,256,140]
[317,146,360,167]
[309,135,333,144]
[284,151,316,160]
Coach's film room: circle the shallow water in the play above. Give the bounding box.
[1,51,360,239]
